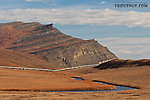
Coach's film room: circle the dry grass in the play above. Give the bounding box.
[52,65,150,100]
[0,60,150,99]
[0,49,56,69]
[0,68,114,92]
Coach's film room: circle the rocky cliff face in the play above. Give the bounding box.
[0,22,117,68]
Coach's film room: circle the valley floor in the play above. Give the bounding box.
[0,65,150,100]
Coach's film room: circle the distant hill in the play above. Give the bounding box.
[94,59,150,70]
[0,21,117,68]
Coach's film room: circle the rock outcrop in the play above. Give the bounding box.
[94,59,150,70]
[0,22,117,68]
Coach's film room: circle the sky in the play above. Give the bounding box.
[0,0,150,59]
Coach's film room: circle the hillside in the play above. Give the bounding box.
[0,49,56,68]
[0,21,117,67]
[94,59,150,70]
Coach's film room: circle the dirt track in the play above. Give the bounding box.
[0,65,150,100]
[0,68,114,92]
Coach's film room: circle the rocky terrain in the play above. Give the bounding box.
[0,21,117,68]
[1,22,150,100]
[94,59,150,70]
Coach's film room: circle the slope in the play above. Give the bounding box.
[0,49,56,69]
[0,21,117,67]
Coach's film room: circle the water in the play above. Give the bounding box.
[48,77,138,92]
[72,77,84,80]
[94,81,138,92]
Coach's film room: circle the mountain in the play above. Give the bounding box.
[94,59,150,70]
[0,21,117,68]
[0,49,56,68]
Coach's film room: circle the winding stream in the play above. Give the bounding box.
[48,77,138,92]
[93,81,138,92]
[0,65,138,92]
